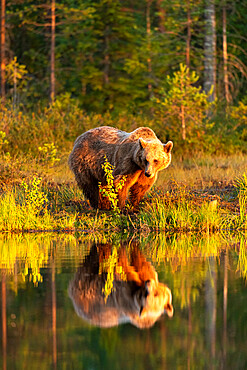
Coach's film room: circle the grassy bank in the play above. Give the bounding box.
[0,165,246,233]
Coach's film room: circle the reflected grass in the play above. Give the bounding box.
[0,233,91,286]
[1,232,246,311]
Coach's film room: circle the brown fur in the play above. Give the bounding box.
[69,243,173,329]
[68,126,173,210]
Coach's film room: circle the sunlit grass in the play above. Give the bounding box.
[157,153,247,190]
[139,188,224,232]
[0,176,246,232]
[0,156,246,232]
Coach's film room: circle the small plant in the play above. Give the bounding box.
[5,57,29,107]
[0,131,8,148]
[99,156,126,213]
[0,130,9,157]
[21,176,48,215]
[38,142,60,166]
[154,63,215,143]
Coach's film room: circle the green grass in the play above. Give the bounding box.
[0,146,246,233]
[0,169,246,233]
[139,195,223,232]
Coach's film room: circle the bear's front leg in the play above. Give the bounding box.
[129,173,156,211]
[98,189,112,210]
[115,181,129,210]
[115,172,142,211]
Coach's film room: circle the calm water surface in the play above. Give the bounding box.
[0,233,247,370]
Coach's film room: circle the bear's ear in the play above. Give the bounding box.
[163,141,173,154]
[139,138,148,149]
[164,302,174,318]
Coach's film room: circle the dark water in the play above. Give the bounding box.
[0,233,247,370]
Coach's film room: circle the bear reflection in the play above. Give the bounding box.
[69,242,173,329]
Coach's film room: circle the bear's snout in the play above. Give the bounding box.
[144,162,153,177]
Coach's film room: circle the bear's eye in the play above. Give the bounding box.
[154,159,159,164]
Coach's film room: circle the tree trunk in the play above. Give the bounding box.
[157,0,165,33]
[186,1,191,69]
[223,5,230,103]
[1,0,5,103]
[204,0,216,102]
[103,26,110,85]
[13,63,17,108]
[50,0,55,103]
[181,104,186,140]
[146,0,153,99]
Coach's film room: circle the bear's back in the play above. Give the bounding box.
[74,126,129,147]
[128,127,158,142]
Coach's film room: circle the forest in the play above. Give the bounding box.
[0,0,247,155]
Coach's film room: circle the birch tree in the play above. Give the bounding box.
[50,0,55,103]
[204,0,216,102]
[1,0,5,103]
[222,4,229,104]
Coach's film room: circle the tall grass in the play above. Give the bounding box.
[234,173,247,229]
[139,194,223,232]
[0,172,246,233]
[0,180,126,232]
[0,188,55,232]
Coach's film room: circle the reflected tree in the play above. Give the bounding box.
[205,257,217,367]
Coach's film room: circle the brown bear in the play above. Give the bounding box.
[69,242,174,329]
[68,126,173,210]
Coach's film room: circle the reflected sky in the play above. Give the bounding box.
[0,233,247,369]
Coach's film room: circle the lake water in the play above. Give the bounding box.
[0,232,247,370]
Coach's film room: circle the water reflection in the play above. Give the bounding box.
[69,242,173,329]
[1,233,247,369]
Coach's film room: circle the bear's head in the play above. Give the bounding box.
[136,138,173,178]
[131,279,174,328]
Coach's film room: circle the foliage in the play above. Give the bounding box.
[153,64,215,145]
[5,57,28,88]
[21,176,48,215]
[2,0,246,112]
[229,102,247,143]
[0,131,9,153]
[38,142,60,166]
[99,156,127,214]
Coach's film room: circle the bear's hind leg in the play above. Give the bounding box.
[79,178,100,209]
